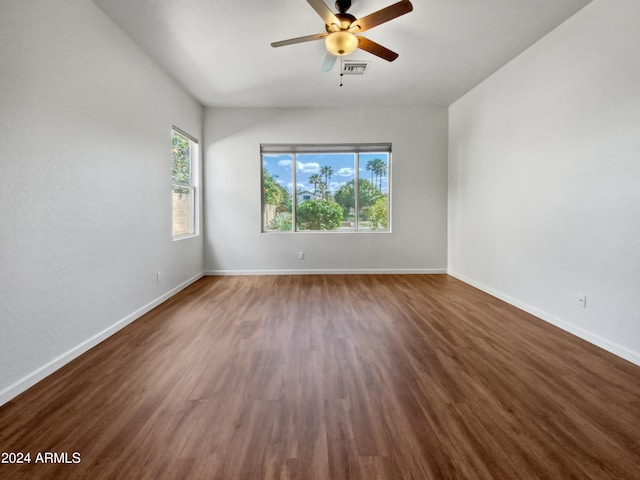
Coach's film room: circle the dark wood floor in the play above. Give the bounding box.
[1,275,639,480]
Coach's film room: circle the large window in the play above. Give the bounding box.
[261,144,391,232]
[172,127,198,239]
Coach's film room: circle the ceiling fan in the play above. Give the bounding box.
[271,0,413,72]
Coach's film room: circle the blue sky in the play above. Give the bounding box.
[263,152,389,195]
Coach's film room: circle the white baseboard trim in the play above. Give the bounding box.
[204,268,448,276]
[448,270,640,367]
[0,272,205,408]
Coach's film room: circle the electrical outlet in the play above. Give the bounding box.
[156,272,161,283]
[577,294,587,308]
[298,251,305,260]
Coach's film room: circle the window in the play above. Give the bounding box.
[172,127,198,239]
[261,144,391,232]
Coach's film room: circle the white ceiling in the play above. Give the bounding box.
[92,0,593,108]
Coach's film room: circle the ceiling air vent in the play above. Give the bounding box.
[342,61,370,75]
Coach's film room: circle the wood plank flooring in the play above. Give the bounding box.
[1,274,639,479]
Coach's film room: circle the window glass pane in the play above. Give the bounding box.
[262,154,293,232]
[172,185,193,237]
[172,131,191,185]
[359,153,389,231]
[296,153,354,231]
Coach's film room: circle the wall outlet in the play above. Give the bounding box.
[298,251,305,260]
[577,294,587,308]
[156,272,161,283]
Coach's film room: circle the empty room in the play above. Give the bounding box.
[1,0,639,479]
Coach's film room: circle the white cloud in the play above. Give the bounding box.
[297,161,320,173]
[336,167,354,177]
[278,159,292,167]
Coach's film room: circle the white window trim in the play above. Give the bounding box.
[172,126,199,240]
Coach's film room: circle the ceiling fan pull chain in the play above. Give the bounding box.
[340,55,344,87]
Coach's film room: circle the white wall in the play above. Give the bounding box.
[0,0,204,405]
[448,0,640,364]
[204,106,448,274]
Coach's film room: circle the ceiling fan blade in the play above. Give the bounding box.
[306,0,341,29]
[271,33,328,48]
[349,0,413,33]
[357,36,399,62]
[321,53,337,72]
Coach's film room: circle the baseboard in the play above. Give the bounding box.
[204,268,448,276]
[448,270,640,367]
[0,272,205,408]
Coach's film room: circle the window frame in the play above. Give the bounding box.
[261,143,391,234]
[172,126,199,240]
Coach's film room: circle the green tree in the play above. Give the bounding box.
[263,167,288,207]
[296,199,343,230]
[334,179,381,217]
[280,188,292,213]
[368,195,388,230]
[262,167,287,205]
[172,132,191,185]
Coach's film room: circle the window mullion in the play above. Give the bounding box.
[292,153,297,232]
[354,152,359,231]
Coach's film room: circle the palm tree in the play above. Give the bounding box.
[366,159,375,184]
[318,180,328,199]
[320,165,334,198]
[377,161,387,191]
[308,173,322,196]
[369,158,387,191]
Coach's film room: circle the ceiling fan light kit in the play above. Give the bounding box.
[271,0,413,71]
[325,31,358,56]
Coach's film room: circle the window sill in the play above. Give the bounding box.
[261,230,391,234]
[173,233,199,241]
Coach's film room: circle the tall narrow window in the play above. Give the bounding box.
[261,144,391,232]
[172,127,198,239]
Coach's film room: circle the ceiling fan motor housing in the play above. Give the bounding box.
[325,12,357,32]
[335,0,352,13]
